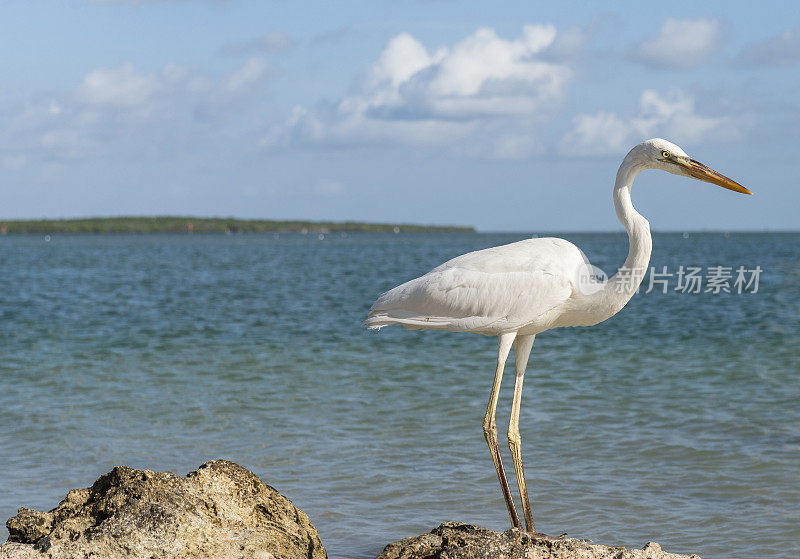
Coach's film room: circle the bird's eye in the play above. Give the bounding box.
[661,150,671,159]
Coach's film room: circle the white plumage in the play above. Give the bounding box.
[364,138,751,534]
[366,237,589,335]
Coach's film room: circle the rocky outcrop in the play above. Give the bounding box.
[376,522,700,559]
[0,460,326,559]
[0,461,703,559]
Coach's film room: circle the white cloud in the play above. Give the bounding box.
[562,89,744,156]
[77,63,160,108]
[76,58,269,113]
[632,18,721,69]
[221,57,269,95]
[489,133,544,159]
[739,25,800,66]
[40,127,102,159]
[0,101,99,161]
[0,58,274,166]
[263,25,573,157]
[562,112,629,156]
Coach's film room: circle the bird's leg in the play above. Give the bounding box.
[482,332,521,529]
[509,334,536,533]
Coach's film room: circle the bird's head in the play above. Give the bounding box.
[627,138,752,195]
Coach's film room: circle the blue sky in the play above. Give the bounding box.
[1,1,798,231]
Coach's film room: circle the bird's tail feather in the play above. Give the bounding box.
[363,310,453,331]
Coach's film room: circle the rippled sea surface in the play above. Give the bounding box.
[0,232,798,558]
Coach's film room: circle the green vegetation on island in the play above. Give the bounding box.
[0,216,474,235]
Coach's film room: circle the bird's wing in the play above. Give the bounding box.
[365,238,588,334]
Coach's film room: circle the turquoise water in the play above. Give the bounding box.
[0,232,798,558]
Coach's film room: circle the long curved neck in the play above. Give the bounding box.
[601,158,652,311]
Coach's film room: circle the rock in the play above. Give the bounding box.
[1,459,326,559]
[376,522,700,559]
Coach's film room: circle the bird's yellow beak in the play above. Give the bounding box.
[677,157,753,195]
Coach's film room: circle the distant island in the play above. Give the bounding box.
[0,216,474,235]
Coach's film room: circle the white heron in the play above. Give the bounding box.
[364,138,751,533]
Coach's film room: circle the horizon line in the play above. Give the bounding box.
[0,215,795,234]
